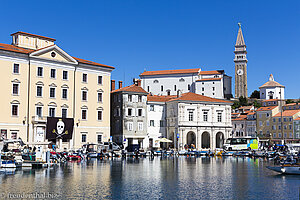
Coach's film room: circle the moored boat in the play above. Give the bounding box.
[266,165,300,175]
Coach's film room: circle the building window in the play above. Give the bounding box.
[128,122,133,131]
[289,125,292,130]
[188,84,191,90]
[217,112,222,122]
[259,114,262,118]
[138,109,143,116]
[284,118,287,122]
[49,107,55,117]
[82,91,87,101]
[278,133,282,138]
[212,87,215,91]
[36,107,42,117]
[174,85,177,91]
[150,105,154,111]
[272,125,276,130]
[273,133,276,138]
[11,132,17,139]
[161,85,163,92]
[81,134,87,143]
[97,110,102,121]
[278,125,281,130]
[37,86,43,97]
[284,125,287,130]
[63,71,68,80]
[98,93,103,102]
[82,73,87,83]
[97,134,102,143]
[188,110,194,121]
[62,108,67,118]
[203,111,208,122]
[13,63,19,74]
[150,120,155,127]
[98,76,102,84]
[138,122,143,131]
[37,67,43,77]
[278,118,281,122]
[128,108,132,116]
[147,86,150,92]
[202,87,204,91]
[138,95,142,102]
[128,95,132,102]
[82,110,87,120]
[273,118,276,122]
[50,69,56,78]
[12,105,18,116]
[167,90,171,95]
[289,118,292,122]
[50,88,56,98]
[62,89,68,99]
[12,84,19,95]
[160,120,164,127]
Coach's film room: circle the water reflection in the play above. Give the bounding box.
[0,157,299,199]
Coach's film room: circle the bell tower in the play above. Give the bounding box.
[234,23,248,98]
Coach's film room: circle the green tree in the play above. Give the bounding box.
[239,96,248,106]
[250,90,260,99]
[253,100,261,108]
[286,99,294,104]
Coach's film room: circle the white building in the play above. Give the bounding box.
[140,69,232,99]
[165,92,232,150]
[146,95,174,149]
[259,74,285,100]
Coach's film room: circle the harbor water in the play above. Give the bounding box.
[0,157,299,199]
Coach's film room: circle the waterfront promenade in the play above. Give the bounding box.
[0,157,299,200]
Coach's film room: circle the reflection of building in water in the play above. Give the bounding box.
[0,31,114,148]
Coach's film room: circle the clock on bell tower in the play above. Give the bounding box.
[234,23,248,98]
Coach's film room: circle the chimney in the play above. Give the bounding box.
[133,78,141,86]
[111,80,115,91]
[118,81,123,89]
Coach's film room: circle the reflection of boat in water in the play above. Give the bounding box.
[266,165,300,175]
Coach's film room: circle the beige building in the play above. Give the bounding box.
[0,31,114,149]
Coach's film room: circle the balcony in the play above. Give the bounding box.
[32,116,47,123]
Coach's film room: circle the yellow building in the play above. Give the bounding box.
[0,31,114,149]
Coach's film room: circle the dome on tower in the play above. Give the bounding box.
[259,74,284,88]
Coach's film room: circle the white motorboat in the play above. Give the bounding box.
[266,165,300,175]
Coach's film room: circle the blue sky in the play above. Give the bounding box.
[1,1,299,98]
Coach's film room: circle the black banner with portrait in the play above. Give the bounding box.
[46,117,74,140]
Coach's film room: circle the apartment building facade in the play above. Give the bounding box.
[0,31,114,149]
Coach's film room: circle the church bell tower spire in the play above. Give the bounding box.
[234,23,248,98]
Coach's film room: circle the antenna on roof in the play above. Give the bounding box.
[144,68,146,72]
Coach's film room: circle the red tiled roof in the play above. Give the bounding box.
[139,68,200,76]
[168,92,231,104]
[295,117,300,121]
[284,103,299,106]
[259,80,284,88]
[73,57,114,69]
[232,116,247,121]
[11,31,56,41]
[196,78,222,82]
[0,43,34,54]
[262,99,280,102]
[247,112,256,115]
[0,43,114,69]
[274,110,300,117]
[112,84,148,94]
[256,106,278,111]
[199,70,223,75]
[147,95,177,102]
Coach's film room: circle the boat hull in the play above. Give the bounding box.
[266,166,300,175]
